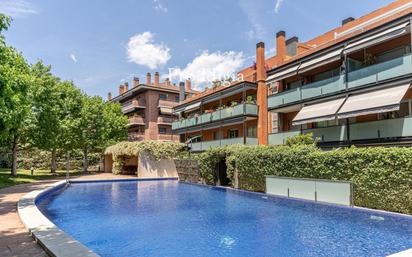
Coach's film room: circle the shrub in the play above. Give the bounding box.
[197,144,412,215]
[285,132,317,146]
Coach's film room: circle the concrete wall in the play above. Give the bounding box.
[137,151,178,178]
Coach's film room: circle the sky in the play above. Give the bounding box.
[0,0,395,97]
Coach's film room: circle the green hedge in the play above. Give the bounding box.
[198,144,412,215]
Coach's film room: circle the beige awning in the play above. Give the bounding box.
[337,83,410,119]
[343,21,410,54]
[298,47,343,74]
[266,63,300,83]
[160,107,173,115]
[184,101,201,112]
[292,98,346,126]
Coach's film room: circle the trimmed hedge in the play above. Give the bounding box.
[198,144,412,215]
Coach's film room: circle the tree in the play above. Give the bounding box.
[78,95,105,172]
[29,61,61,172]
[55,80,83,171]
[78,96,127,172]
[0,14,34,176]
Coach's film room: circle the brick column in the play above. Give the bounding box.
[256,42,268,145]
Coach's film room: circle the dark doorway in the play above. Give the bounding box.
[216,159,230,186]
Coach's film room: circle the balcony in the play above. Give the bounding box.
[172,103,258,130]
[189,137,258,151]
[128,116,145,126]
[122,99,146,113]
[158,134,178,141]
[268,117,412,145]
[157,116,175,124]
[158,99,179,108]
[268,54,412,109]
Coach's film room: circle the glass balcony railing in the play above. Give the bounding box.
[268,117,412,145]
[268,131,301,145]
[350,117,412,140]
[301,75,345,100]
[268,54,412,109]
[172,103,258,130]
[347,53,412,89]
[189,137,258,151]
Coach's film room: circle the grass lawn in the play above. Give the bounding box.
[0,168,89,189]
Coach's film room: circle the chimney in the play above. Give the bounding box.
[276,31,286,65]
[286,36,299,57]
[342,17,354,26]
[133,77,139,87]
[119,85,124,95]
[185,79,192,91]
[256,42,268,145]
[165,78,171,87]
[124,82,129,92]
[179,82,185,102]
[154,72,160,86]
[108,92,112,101]
[146,72,151,85]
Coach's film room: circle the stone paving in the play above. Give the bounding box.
[0,173,135,257]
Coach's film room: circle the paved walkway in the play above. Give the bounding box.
[0,173,135,257]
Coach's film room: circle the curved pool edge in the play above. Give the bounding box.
[18,178,411,257]
[18,180,99,257]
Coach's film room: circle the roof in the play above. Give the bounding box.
[269,0,412,72]
[176,0,412,107]
[112,82,199,102]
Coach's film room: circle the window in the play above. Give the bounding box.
[284,80,302,91]
[213,131,223,140]
[229,129,239,138]
[376,45,411,63]
[175,95,180,102]
[247,126,257,138]
[311,67,340,83]
[315,119,338,128]
[158,127,167,134]
[379,100,411,120]
[159,94,167,100]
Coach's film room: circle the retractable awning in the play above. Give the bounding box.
[292,98,346,126]
[184,101,201,112]
[344,21,410,54]
[159,107,173,115]
[298,47,344,74]
[266,63,300,83]
[337,83,410,119]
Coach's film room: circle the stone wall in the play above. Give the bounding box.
[174,159,200,183]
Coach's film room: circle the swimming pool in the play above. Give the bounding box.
[36,179,412,257]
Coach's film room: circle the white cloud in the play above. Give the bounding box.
[153,0,168,13]
[168,51,246,91]
[239,0,266,40]
[0,0,38,18]
[70,53,77,63]
[126,31,171,69]
[274,0,284,13]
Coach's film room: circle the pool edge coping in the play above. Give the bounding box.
[17,177,178,257]
[17,180,100,257]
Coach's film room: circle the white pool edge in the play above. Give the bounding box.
[18,180,99,257]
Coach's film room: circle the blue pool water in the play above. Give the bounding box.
[37,180,412,257]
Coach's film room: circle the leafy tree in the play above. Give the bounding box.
[0,14,34,176]
[78,97,127,172]
[77,95,105,172]
[29,61,62,172]
[55,80,83,171]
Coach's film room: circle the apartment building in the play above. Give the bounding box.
[109,72,198,142]
[173,0,412,150]
[267,0,412,147]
